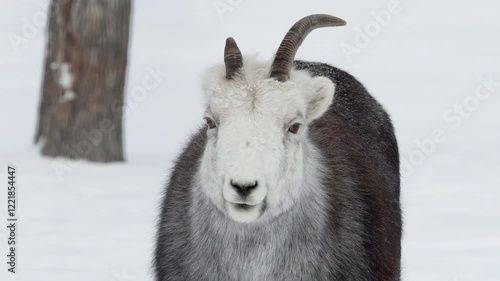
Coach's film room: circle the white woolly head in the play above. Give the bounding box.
[199,57,335,223]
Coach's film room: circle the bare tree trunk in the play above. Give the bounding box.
[35,0,132,162]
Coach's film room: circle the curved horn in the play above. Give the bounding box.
[270,14,346,82]
[224,37,243,79]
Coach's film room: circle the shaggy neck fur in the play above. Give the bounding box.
[187,138,331,280]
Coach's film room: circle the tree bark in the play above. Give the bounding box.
[35,0,132,162]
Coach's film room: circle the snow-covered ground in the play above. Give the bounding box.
[0,0,499,280]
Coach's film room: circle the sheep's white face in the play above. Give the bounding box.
[199,60,334,223]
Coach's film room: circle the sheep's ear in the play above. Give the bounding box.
[305,76,335,122]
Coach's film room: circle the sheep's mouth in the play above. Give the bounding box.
[233,203,254,210]
[226,198,265,211]
[225,200,266,223]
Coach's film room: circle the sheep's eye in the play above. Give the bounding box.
[204,117,217,129]
[288,122,302,134]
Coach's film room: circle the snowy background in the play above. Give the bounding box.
[0,0,499,280]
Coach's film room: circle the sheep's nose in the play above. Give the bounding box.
[230,180,258,197]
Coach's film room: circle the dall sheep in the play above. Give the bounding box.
[155,14,402,281]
